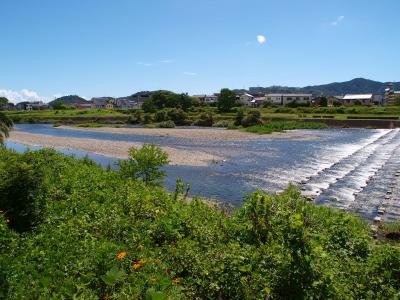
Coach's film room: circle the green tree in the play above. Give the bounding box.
[0,112,13,145]
[142,99,157,113]
[234,107,245,126]
[319,97,328,107]
[0,97,8,105]
[217,88,237,112]
[117,144,169,185]
[51,101,68,110]
[241,110,262,127]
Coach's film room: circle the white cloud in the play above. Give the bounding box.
[137,62,153,67]
[256,35,267,44]
[183,71,197,76]
[331,15,345,26]
[0,88,46,103]
[160,59,174,63]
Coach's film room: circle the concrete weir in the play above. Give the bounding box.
[299,128,400,222]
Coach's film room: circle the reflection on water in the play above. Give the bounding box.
[6,124,400,221]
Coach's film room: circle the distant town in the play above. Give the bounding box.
[1,79,399,111]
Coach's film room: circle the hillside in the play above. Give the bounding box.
[49,95,89,105]
[249,78,400,96]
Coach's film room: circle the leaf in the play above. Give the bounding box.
[101,266,126,286]
[145,288,166,300]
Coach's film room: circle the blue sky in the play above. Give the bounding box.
[1,0,399,102]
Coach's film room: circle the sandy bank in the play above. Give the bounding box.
[8,132,223,167]
[59,125,317,141]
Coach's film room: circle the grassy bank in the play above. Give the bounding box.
[242,121,328,134]
[1,147,400,299]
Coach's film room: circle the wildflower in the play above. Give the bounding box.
[132,263,141,269]
[5,219,10,223]
[0,210,3,213]
[138,259,145,265]
[137,244,144,251]
[173,277,181,284]
[117,251,127,260]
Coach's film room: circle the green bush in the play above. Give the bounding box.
[117,144,169,186]
[195,112,214,127]
[0,148,400,299]
[244,120,328,134]
[167,108,188,126]
[241,110,262,127]
[158,120,175,128]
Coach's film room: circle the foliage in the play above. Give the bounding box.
[394,95,400,106]
[319,97,328,107]
[217,88,237,112]
[195,112,214,127]
[51,101,70,110]
[117,144,169,185]
[244,121,328,134]
[158,120,175,128]
[0,97,8,104]
[0,148,400,299]
[150,90,194,111]
[241,110,262,127]
[167,108,188,126]
[142,99,157,113]
[234,107,245,126]
[0,112,13,144]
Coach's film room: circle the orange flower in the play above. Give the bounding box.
[138,259,145,265]
[117,251,127,260]
[173,278,181,284]
[132,263,141,269]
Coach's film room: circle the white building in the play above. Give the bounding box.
[266,94,313,105]
[192,94,218,105]
[341,94,373,106]
[239,93,255,106]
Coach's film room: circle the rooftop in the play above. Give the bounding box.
[342,94,373,100]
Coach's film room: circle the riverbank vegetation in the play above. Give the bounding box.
[242,121,328,134]
[1,146,400,299]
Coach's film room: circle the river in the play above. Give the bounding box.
[5,124,400,222]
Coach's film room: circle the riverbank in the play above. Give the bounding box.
[58,125,318,140]
[8,131,224,167]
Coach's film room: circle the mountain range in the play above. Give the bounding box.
[50,78,400,105]
[249,78,400,96]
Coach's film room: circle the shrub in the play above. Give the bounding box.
[117,144,169,186]
[167,108,188,126]
[158,120,175,128]
[241,110,262,127]
[154,110,169,122]
[195,112,214,127]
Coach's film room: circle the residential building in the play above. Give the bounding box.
[239,93,255,106]
[341,94,374,106]
[74,103,93,109]
[0,102,14,110]
[265,94,313,105]
[384,83,400,105]
[192,94,218,105]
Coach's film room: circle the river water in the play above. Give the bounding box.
[5,124,400,222]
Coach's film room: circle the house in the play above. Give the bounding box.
[341,94,374,106]
[74,103,93,109]
[384,83,400,105]
[265,94,313,106]
[105,102,114,109]
[114,98,139,109]
[239,93,255,106]
[193,94,218,105]
[0,102,14,110]
[91,97,113,109]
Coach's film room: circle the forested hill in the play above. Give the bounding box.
[48,95,89,105]
[249,78,400,96]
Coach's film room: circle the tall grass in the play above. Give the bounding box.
[243,120,328,134]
